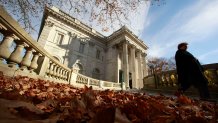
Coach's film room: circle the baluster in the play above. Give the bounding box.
[62,70,65,80]
[45,60,50,77]
[64,70,67,80]
[20,47,33,70]
[49,62,55,77]
[53,64,58,78]
[165,74,169,86]
[56,66,61,79]
[160,74,164,86]
[8,41,25,68]
[0,34,19,64]
[66,71,69,81]
[167,73,173,86]
[29,52,40,73]
[163,74,167,86]
[210,69,218,86]
[170,74,176,87]
[63,70,67,80]
[61,69,65,80]
[60,69,63,79]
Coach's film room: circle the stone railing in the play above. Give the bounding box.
[144,63,218,88]
[143,63,218,98]
[70,72,122,90]
[0,6,122,90]
[0,6,71,83]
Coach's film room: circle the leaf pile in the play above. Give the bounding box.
[0,75,217,123]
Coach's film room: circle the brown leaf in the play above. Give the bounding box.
[90,106,115,123]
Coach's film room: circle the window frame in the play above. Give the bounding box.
[55,32,64,44]
[79,42,85,53]
[96,49,100,59]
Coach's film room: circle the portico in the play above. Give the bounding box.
[112,39,147,89]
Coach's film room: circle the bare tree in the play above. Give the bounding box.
[0,0,165,34]
[147,56,176,74]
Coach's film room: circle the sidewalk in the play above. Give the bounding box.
[125,88,218,102]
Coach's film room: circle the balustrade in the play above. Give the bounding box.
[103,81,113,87]
[0,6,71,82]
[76,74,88,84]
[144,64,218,95]
[113,83,121,88]
[89,79,100,86]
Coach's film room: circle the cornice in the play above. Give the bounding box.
[106,27,148,50]
[45,6,106,42]
[43,6,148,50]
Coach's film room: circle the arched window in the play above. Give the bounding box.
[92,68,100,79]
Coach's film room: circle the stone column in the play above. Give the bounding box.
[123,41,129,89]
[140,53,147,88]
[130,45,137,88]
[137,50,143,89]
[114,44,120,83]
[0,34,19,63]
[142,53,147,77]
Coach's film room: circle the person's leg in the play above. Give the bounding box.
[197,83,210,99]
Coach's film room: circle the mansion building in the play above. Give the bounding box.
[38,6,148,89]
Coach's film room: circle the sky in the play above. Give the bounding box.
[141,0,218,64]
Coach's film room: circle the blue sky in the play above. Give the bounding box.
[141,0,218,64]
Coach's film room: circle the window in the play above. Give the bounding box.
[79,43,85,53]
[92,68,100,79]
[56,33,64,44]
[96,49,100,59]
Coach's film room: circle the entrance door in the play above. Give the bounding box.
[119,70,123,83]
[129,73,132,89]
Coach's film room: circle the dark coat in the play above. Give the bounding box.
[175,49,208,91]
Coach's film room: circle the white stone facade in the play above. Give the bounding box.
[38,6,148,89]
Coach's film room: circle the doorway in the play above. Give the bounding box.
[129,73,132,89]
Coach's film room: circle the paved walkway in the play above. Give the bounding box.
[125,88,218,103]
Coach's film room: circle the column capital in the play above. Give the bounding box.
[112,43,122,50]
[129,44,136,49]
[120,40,129,45]
[45,20,54,27]
[136,49,142,53]
[142,52,147,57]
